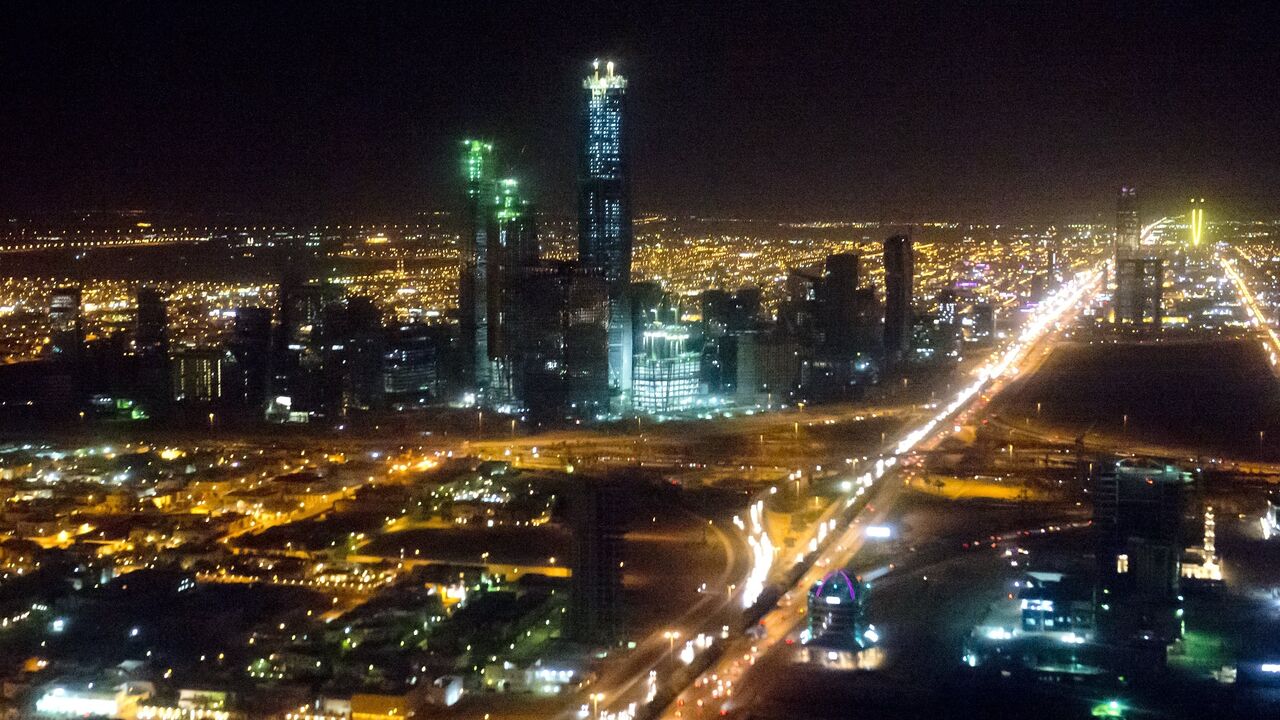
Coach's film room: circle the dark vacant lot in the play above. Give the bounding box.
[996,338,1280,459]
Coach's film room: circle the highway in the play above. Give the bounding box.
[1221,248,1280,373]
[639,267,1106,720]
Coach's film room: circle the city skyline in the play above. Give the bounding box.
[3,5,1280,720]
[2,2,1279,221]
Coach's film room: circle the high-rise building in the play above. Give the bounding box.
[488,178,540,405]
[699,287,762,397]
[460,139,496,400]
[317,296,385,413]
[1047,233,1063,285]
[135,286,168,358]
[935,288,958,327]
[1116,186,1141,262]
[822,253,860,357]
[632,321,701,415]
[779,269,823,342]
[1093,458,1195,645]
[171,348,237,403]
[278,274,339,350]
[567,480,623,646]
[230,306,272,409]
[270,274,341,417]
[458,141,541,408]
[883,235,914,364]
[966,302,997,345]
[48,287,83,358]
[578,60,632,405]
[1114,257,1163,326]
[382,324,443,408]
[511,261,610,420]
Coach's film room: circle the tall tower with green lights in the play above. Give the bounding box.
[1188,198,1206,248]
[488,177,539,404]
[459,140,542,406]
[460,139,496,398]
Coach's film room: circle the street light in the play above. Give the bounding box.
[663,630,681,659]
[590,692,605,719]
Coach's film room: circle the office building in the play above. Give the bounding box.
[733,332,801,406]
[488,178,540,405]
[883,234,914,364]
[965,302,997,345]
[1116,186,1141,262]
[269,275,341,417]
[278,274,339,350]
[48,287,83,358]
[134,286,168,357]
[514,261,610,419]
[1114,257,1164,326]
[578,60,633,405]
[933,288,963,352]
[567,480,623,646]
[1093,458,1195,645]
[780,269,822,341]
[700,288,765,398]
[230,306,272,409]
[1048,233,1064,285]
[822,253,860,357]
[171,348,237,403]
[382,324,443,408]
[632,321,700,414]
[316,296,385,413]
[459,139,496,399]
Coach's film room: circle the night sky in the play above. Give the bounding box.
[2,1,1277,221]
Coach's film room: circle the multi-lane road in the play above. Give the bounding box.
[639,268,1106,720]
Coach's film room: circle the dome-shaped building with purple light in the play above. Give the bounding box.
[806,570,873,650]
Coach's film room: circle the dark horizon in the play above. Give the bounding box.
[2,1,1278,222]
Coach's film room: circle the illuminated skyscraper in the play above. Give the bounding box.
[633,321,700,414]
[48,287,83,358]
[171,348,234,402]
[578,60,632,405]
[1116,186,1140,261]
[460,139,496,400]
[488,178,539,405]
[1188,198,1206,247]
[883,234,914,364]
[459,140,541,407]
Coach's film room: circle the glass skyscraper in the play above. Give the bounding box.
[460,139,495,399]
[1115,185,1140,261]
[883,234,914,364]
[578,60,632,406]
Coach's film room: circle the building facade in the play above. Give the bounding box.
[578,60,633,406]
[882,234,914,364]
[1116,186,1141,261]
